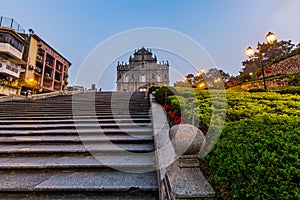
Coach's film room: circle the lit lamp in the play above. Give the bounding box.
[265,32,276,45]
[245,32,276,91]
[246,46,254,58]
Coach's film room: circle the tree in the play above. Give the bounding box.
[241,39,295,82]
[205,68,230,82]
[262,40,294,66]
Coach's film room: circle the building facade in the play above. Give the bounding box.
[0,16,71,96]
[116,47,169,92]
[0,17,26,95]
[20,34,71,94]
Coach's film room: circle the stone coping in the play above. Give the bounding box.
[149,94,215,199]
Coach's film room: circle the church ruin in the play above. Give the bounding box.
[116,47,169,92]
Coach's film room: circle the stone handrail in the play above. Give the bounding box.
[149,94,215,199]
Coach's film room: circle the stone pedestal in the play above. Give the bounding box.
[165,124,215,199]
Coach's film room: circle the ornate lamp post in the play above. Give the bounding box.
[246,32,276,91]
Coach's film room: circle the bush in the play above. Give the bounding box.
[148,86,160,95]
[154,86,176,105]
[287,72,300,86]
[206,114,300,199]
[172,89,300,199]
[276,88,300,95]
[248,88,266,93]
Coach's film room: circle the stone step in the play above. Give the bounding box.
[0,135,153,144]
[0,123,151,130]
[0,118,151,124]
[0,91,158,198]
[0,143,153,154]
[0,128,153,136]
[0,153,155,170]
[0,170,157,192]
[0,192,158,200]
[0,114,150,119]
[0,111,150,116]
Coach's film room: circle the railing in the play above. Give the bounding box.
[0,16,25,34]
[149,94,215,199]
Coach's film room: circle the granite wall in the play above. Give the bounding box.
[265,53,300,77]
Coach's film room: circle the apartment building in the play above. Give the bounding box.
[0,16,71,96]
[0,17,26,95]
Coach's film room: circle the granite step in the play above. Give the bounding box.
[0,91,157,198]
[0,192,158,200]
[0,135,153,144]
[0,128,153,136]
[0,170,158,192]
[0,123,151,130]
[0,118,151,124]
[0,115,151,120]
[0,153,155,170]
[0,143,153,154]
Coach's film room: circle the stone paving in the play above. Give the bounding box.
[0,92,158,199]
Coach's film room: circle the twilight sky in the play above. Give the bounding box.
[1,0,300,90]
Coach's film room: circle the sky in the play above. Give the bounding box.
[1,0,300,90]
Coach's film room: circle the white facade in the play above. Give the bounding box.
[116,47,169,92]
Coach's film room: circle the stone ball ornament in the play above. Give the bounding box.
[169,124,206,156]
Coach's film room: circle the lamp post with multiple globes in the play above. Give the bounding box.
[245,32,276,91]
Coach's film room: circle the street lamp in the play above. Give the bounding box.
[245,32,276,91]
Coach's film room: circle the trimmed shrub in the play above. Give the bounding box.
[154,86,176,105]
[248,88,266,93]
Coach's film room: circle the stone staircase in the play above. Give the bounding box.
[0,92,158,199]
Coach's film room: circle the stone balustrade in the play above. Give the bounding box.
[150,94,215,199]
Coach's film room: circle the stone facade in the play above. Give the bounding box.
[265,53,300,78]
[116,47,169,92]
[241,77,289,90]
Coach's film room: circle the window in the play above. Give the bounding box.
[0,33,23,52]
[152,73,155,79]
[131,74,134,79]
[157,74,161,82]
[0,33,4,43]
[124,75,129,82]
[141,74,146,82]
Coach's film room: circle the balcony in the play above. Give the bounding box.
[0,43,22,60]
[34,67,42,76]
[42,79,52,89]
[0,61,20,78]
[36,55,44,62]
[54,82,61,91]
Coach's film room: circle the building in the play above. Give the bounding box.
[116,47,169,92]
[20,34,71,94]
[0,16,71,96]
[0,17,26,96]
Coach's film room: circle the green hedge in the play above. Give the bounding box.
[154,86,176,105]
[248,88,266,93]
[172,89,300,199]
[207,114,300,199]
